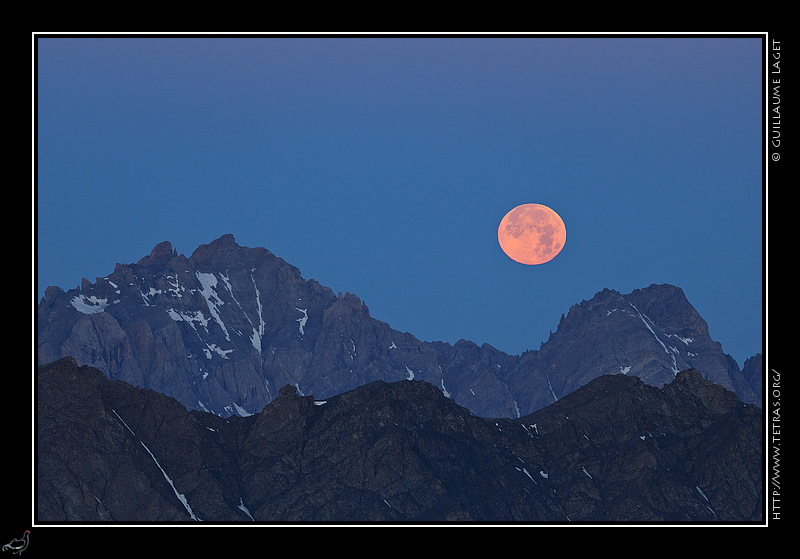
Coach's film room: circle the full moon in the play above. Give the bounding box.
[498,203,566,265]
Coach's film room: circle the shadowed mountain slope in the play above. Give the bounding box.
[37,357,762,522]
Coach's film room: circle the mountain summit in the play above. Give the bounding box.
[37,235,761,418]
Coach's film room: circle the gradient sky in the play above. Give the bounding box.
[35,35,764,367]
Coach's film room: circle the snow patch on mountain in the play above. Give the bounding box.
[667,333,694,345]
[71,294,110,314]
[111,408,200,521]
[204,343,233,360]
[168,309,210,331]
[250,274,265,355]
[630,303,678,375]
[296,308,308,336]
[196,272,231,341]
[238,498,255,521]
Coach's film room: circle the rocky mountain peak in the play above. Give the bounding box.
[673,366,704,383]
[665,366,744,414]
[332,291,362,308]
[137,240,176,267]
[189,233,247,270]
[628,283,709,339]
[506,282,759,413]
[278,384,299,398]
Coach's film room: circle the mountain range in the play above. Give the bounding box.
[37,234,762,420]
[35,235,764,523]
[37,356,762,522]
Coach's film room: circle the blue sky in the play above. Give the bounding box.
[35,35,764,367]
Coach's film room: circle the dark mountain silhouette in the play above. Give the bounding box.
[37,357,762,522]
[36,235,762,420]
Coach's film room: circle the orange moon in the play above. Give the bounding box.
[498,203,566,265]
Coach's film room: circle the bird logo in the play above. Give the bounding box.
[2,531,29,555]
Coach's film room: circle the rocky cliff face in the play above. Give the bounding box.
[37,235,762,419]
[37,358,762,522]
